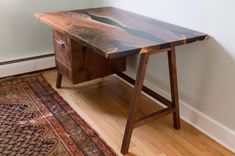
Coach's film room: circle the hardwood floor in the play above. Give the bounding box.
[42,69,234,156]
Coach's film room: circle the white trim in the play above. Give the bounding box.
[180,101,235,153]
[0,52,54,63]
[115,74,235,153]
[0,56,56,78]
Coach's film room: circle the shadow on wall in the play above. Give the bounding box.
[126,37,235,130]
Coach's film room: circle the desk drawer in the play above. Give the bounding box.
[53,39,72,68]
[53,29,126,85]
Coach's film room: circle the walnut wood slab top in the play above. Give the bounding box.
[36,7,208,59]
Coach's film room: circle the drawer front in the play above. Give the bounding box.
[53,39,72,68]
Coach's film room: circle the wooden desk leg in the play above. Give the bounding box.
[56,72,63,88]
[121,53,150,154]
[168,48,181,129]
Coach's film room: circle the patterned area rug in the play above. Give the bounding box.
[0,74,116,156]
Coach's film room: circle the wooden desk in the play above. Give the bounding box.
[36,7,208,154]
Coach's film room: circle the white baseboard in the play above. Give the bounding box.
[0,55,56,78]
[180,100,235,153]
[115,74,235,153]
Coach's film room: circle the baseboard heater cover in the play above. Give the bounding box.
[0,54,55,78]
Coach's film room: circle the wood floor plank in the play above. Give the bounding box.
[42,69,234,156]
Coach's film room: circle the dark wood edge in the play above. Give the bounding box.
[116,72,172,107]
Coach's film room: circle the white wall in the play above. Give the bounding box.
[0,0,104,62]
[98,0,235,144]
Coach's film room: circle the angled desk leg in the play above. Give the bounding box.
[168,48,181,129]
[121,53,150,154]
[120,47,181,154]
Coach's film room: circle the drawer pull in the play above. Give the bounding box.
[55,40,65,46]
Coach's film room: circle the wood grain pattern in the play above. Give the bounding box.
[36,7,208,59]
